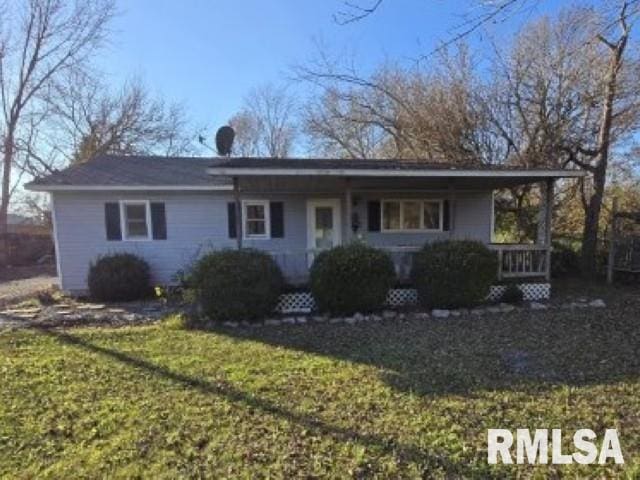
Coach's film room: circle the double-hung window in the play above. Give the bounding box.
[120,200,151,240]
[243,200,270,239]
[381,199,443,232]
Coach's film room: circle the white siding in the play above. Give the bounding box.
[52,189,494,292]
[53,191,236,292]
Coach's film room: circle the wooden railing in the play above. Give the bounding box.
[267,243,551,285]
[489,244,550,280]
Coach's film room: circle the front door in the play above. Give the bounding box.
[307,199,341,264]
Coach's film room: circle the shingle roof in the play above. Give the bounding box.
[26,154,582,191]
[26,154,232,190]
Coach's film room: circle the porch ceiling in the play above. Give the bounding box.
[207,158,583,190]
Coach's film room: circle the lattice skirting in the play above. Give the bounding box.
[488,283,551,302]
[275,292,316,313]
[274,283,551,313]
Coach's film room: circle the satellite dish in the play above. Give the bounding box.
[215,126,235,156]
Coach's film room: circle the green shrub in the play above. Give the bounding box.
[551,241,581,278]
[499,284,524,304]
[188,249,284,322]
[88,253,151,301]
[411,240,498,309]
[309,243,396,315]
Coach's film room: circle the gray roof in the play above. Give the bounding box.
[26,154,232,190]
[26,154,582,191]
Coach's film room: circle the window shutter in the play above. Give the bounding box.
[443,200,450,231]
[270,202,284,238]
[105,203,122,241]
[227,202,237,238]
[150,202,167,240]
[367,201,381,232]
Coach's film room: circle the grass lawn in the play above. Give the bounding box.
[1,285,640,478]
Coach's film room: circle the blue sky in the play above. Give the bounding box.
[98,0,568,137]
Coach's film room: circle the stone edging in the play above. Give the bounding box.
[220,297,607,328]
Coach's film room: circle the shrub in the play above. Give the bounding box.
[499,284,524,304]
[88,253,151,301]
[411,240,498,309]
[309,243,396,315]
[551,241,581,278]
[188,249,284,322]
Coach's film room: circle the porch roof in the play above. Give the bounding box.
[207,157,583,182]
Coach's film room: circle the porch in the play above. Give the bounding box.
[207,158,581,285]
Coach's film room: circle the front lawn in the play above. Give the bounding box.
[1,287,639,478]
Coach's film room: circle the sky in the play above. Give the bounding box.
[97,0,570,143]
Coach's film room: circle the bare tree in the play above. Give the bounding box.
[229,84,297,158]
[0,0,115,245]
[486,3,640,275]
[49,74,197,165]
[300,46,493,164]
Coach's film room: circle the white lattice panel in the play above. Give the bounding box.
[385,288,418,307]
[488,283,550,301]
[274,283,550,313]
[275,292,315,313]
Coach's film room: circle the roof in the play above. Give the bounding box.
[26,154,583,192]
[26,154,232,191]
[207,157,584,179]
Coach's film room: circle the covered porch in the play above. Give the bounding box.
[208,158,582,285]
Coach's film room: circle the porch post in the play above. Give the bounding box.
[345,177,352,244]
[447,180,456,238]
[543,178,554,281]
[233,176,242,249]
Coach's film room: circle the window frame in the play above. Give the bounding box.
[380,199,444,233]
[242,199,271,240]
[119,200,152,241]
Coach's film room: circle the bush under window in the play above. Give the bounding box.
[187,249,284,323]
[88,253,151,301]
[309,243,396,315]
[411,240,497,309]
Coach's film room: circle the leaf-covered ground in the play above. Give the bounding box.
[1,285,639,478]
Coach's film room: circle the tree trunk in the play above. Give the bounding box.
[580,26,627,278]
[0,132,14,265]
[581,167,606,277]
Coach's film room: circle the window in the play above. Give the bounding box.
[381,199,443,232]
[120,201,151,240]
[243,200,270,239]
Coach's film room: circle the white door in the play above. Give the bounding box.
[307,199,341,264]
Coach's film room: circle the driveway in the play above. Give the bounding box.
[0,265,57,307]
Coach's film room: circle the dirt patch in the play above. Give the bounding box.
[0,298,179,329]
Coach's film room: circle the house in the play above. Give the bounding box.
[26,155,582,296]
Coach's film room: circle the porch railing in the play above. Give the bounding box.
[267,243,550,285]
[489,244,550,280]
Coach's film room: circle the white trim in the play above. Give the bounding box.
[26,185,232,192]
[306,198,342,252]
[242,199,271,240]
[381,199,444,233]
[206,167,585,178]
[119,200,152,241]
[50,194,63,289]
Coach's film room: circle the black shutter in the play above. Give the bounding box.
[270,202,284,238]
[227,202,237,238]
[150,202,167,240]
[105,203,122,241]
[367,200,381,232]
[443,200,450,231]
